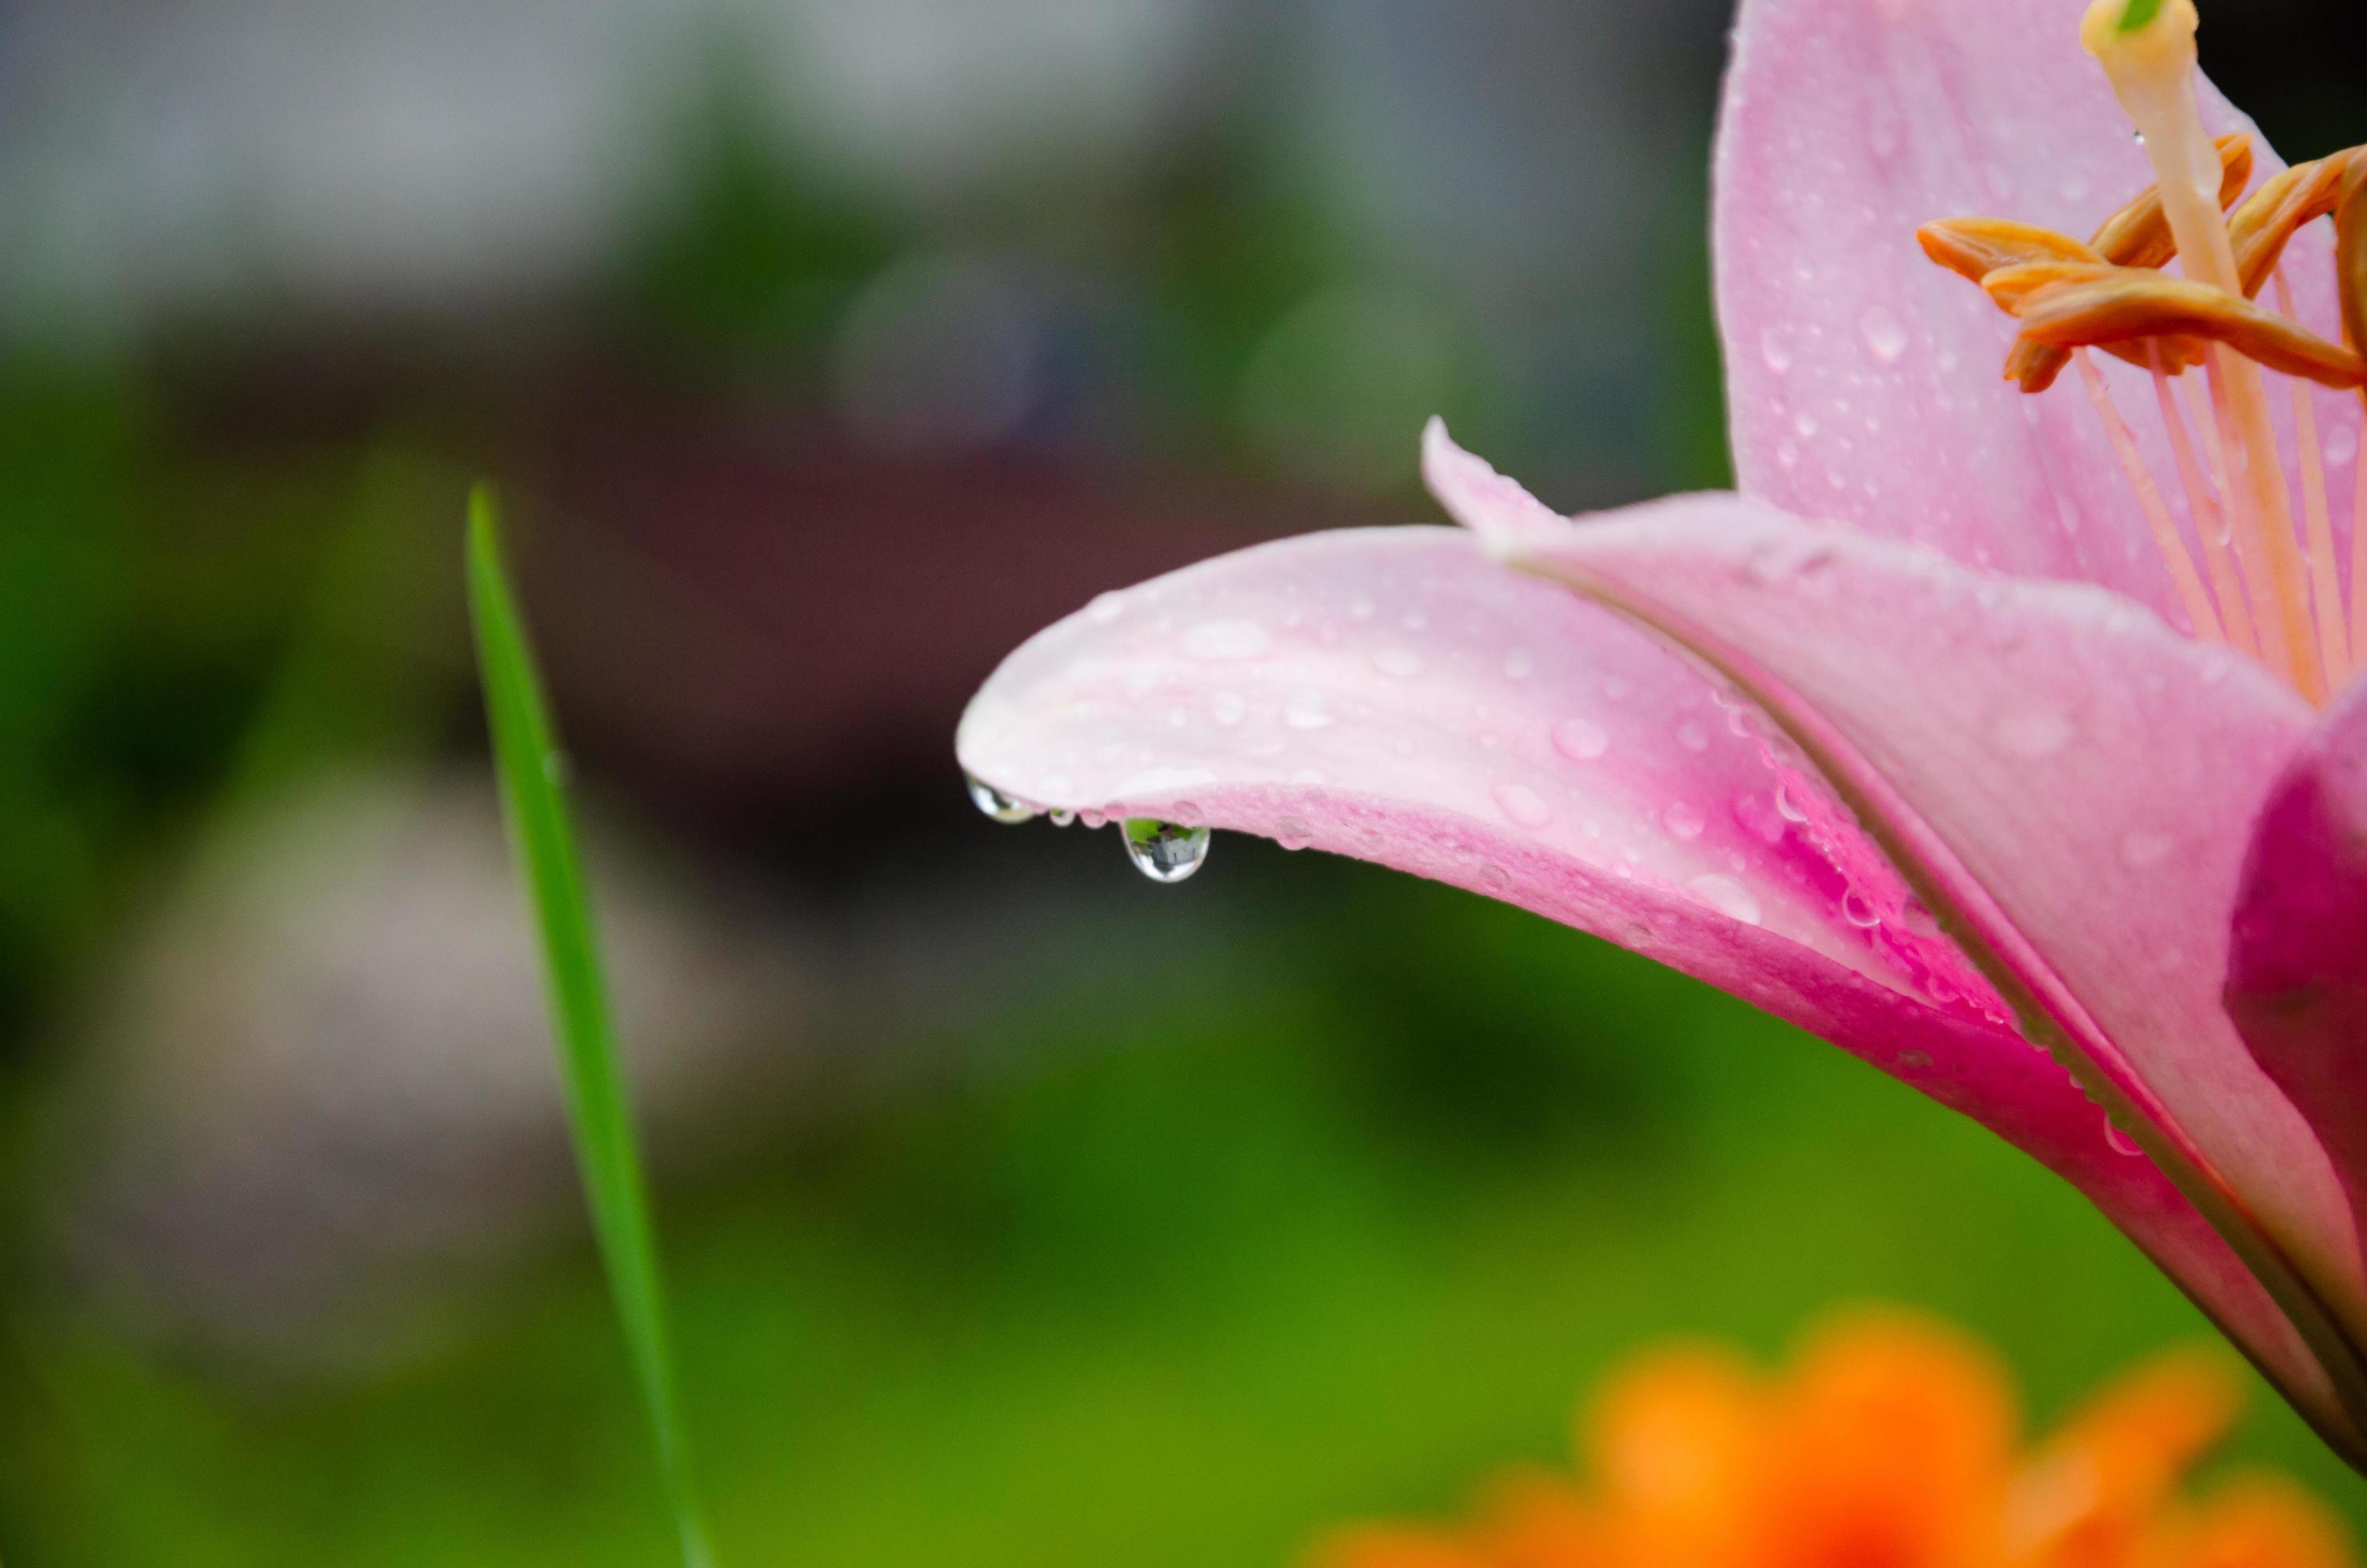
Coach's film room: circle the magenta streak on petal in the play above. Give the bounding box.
[953,519,2351,1446]
[1425,420,1981,1008]
[1458,470,2367,1438]
[1715,0,2349,627]
[2230,679,2367,1270]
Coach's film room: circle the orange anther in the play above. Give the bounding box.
[2090,130,2254,270]
[2232,148,2361,298]
[2015,271,2367,390]
[1917,218,2104,284]
[1997,133,2251,390]
[2334,158,2367,364]
[1981,259,2118,311]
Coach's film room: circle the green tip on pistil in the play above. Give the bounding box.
[2117,0,2165,34]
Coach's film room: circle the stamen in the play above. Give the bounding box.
[1981,261,2117,311]
[2233,151,2358,298]
[2168,364,2262,658]
[2092,130,2256,270]
[2205,366,2311,691]
[2273,270,2349,684]
[1925,135,2246,392]
[2176,365,2264,655]
[2085,0,2325,702]
[2008,270,2366,391]
[2334,163,2367,669]
[2077,350,2224,642]
[2353,437,2367,678]
[1917,218,2105,280]
[2336,159,2367,362]
[2153,344,2257,654]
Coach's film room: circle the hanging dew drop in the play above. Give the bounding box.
[966,774,1037,824]
[1122,818,1213,883]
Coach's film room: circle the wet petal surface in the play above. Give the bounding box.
[957,517,2341,1438]
[1716,0,2349,624]
[1461,466,2360,1340]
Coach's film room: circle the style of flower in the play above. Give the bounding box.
[1305,1311,2354,1568]
[958,0,2367,1462]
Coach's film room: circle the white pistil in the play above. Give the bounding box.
[2085,0,2327,703]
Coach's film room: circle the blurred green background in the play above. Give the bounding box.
[1,1,2365,1562]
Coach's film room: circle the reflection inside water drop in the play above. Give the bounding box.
[966,774,1036,823]
[1122,818,1213,883]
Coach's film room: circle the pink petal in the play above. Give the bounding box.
[956,514,2350,1445]
[1715,0,2346,624]
[2229,682,2367,1283]
[1456,448,2367,1434]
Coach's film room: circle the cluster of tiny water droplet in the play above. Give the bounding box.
[966,774,1213,883]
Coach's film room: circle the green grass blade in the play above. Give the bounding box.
[466,486,715,1568]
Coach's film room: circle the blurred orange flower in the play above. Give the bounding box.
[1308,1311,2355,1568]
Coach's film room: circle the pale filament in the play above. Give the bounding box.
[2078,350,2223,642]
[2149,345,2257,654]
[2273,269,2349,684]
[2354,423,2367,676]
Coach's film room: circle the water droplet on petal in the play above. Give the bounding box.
[1122,818,1212,883]
[2104,1117,2145,1158]
[1553,718,1610,762]
[1898,1050,1934,1072]
[1676,721,1709,752]
[1493,782,1553,830]
[1274,814,1314,850]
[1761,327,1796,374]
[967,774,1037,823]
[1686,874,1761,925]
[1182,618,1273,660]
[1841,889,1881,928]
[1991,707,2075,758]
[1050,809,1077,827]
[1775,783,1811,823]
[1210,691,1248,726]
[1284,692,1335,730]
[1663,802,1707,841]
[1859,304,1908,363]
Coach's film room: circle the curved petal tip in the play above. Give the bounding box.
[1421,418,1571,557]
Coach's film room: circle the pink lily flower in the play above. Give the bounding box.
[956,0,2367,1464]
